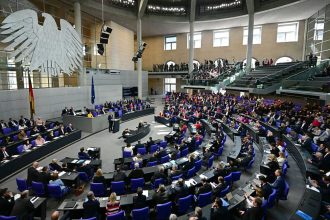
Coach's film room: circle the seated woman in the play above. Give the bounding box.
[277,152,287,168]
[49,172,69,194]
[47,131,55,141]
[23,140,32,151]
[93,169,106,186]
[18,129,27,140]
[35,135,45,146]
[106,192,120,216]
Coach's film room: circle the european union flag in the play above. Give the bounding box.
[91,76,95,104]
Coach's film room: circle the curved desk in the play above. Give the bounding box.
[124,124,151,144]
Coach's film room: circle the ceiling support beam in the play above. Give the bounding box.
[138,0,148,18]
[188,0,196,78]
[245,0,255,74]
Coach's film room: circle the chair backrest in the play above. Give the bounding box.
[224,173,232,185]
[194,159,202,172]
[0,216,17,220]
[54,131,59,137]
[16,178,28,192]
[279,180,290,200]
[147,161,158,167]
[160,155,170,163]
[31,181,45,197]
[311,143,318,153]
[156,201,172,220]
[137,147,147,155]
[2,127,12,135]
[132,207,149,220]
[286,127,291,134]
[171,174,183,181]
[90,183,105,197]
[79,172,90,182]
[123,151,132,158]
[231,171,241,182]
[181,148,189,157]
[31,140,36,147]
[47,184,62,198]
[177,195,193,215]
[17,145,24,154]
[12,135,18,141]
[267,189,277,208]
[198,191,212,207]
[131,178,144,192]
[150,144,159,154]
[111,181,126,195]
[208,155,214,168]
[160,141,167,148]
[246,157,255,169]
[282,163,288,176]
[186,166,196,179]
[219,185,230,197]
[106,210,125,220]
[153,178,164,189]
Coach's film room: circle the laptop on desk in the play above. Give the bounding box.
[64,201,77,209]
[226,192,240,206]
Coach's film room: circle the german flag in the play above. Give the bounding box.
[28,72,35,117]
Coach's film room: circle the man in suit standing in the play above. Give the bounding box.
[10,190,34,220]
[108,114,113,132]
[0,188,15,216]
[133,187,147,209]
[270,169,285,198]
[27,161,40,186]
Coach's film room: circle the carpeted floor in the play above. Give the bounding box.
[0,96,306,220]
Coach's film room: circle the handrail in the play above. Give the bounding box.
[286,59,330,81]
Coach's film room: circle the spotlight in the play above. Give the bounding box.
[99,25,112,45]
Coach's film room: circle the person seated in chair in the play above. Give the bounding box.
[239,196,264,220]
[212,176,226,199]
[49,172,69,194]
[152,184,169,206]
[10,190,34,219]
[113,166,127,183]
[182,154,195,172]
[49,159,62,171]
[128,163,144,180]
[133,187,147,209]
[93,169,106,186]
[106,192,120,216]
[78,147,91,159]
[134,140,145,155]
[196,178,212,195]
[66,123,74,133]
[30,126,39,136]
[0,188,15,216]
[151,166,167,185]
[83,191,100,219]
[0,146,11,161]
[170,178,189,201]
[169,165,182,180]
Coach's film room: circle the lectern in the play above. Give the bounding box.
[112,118,120,133]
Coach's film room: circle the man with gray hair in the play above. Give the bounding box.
[128,162,144,180]
[10,190,34,219]
[27,161,40,185]
[83,191,100,219]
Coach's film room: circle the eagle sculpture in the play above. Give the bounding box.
[1,9,83,76]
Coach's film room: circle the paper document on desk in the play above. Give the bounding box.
[184,180,191,187]
[199,174,207,179]
[116,196,120,201]
[84,160,91,165]
[11,155,19,158]
[306,185,320,193]
[30,197,38,203]
[14,194,21,200]
[58,171,66,177]
[264,150,271,154]
[210,182,217,188]
[72,159,78,163]
[53,137,59,139]
[256,173,266,179]
[87,148,95,151]
[326,171,330,177]
[143,190,148,197]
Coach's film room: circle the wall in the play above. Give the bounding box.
[141,21,305,71]
[148,77,183,95]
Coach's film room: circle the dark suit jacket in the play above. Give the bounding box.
[27,167,40,185]
[151,172,167,183]
[319,183,330,203]
[210,207,231,220]
[49,162,62,171]
[261,183,273,200]
[10,197,34,220]
[128,169,144,180]
[172,185,189,199]
[0,196,15,216]
[39,172,51,186]
[242,206,264,220]
[133,194,147,209]
[213,183,227,197]
[271,176,285,196]
[113,171,127,182]
[318,153,330,172]
[197,183,212,195]
[83,199,100,218]
[93,176,106,185]
[301,137,312,152]
[152,191,169,205]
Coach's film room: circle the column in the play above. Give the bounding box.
[245,0,254,74]
[74,1,85,87]
[188,21,194,78]
[137,18,143,99]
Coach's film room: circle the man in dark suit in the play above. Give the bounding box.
[196,178,212,195]
[8,118,18,129]
[66,123,74,133]
[310,175,330,203]
[0,188,15,216]
[300,134,312,152]
[152,184,169,206]
[39,166,51,188]
[256,176,273,200]
[78,147,91,159]
[0,120,8,131]
[202,147,212,167]
[128,163,144,180]
[210,197,231,220]
[270,169,285,198]
[133,187,147,209]
[134,141,145,155]
[108,114,113,132]
[83,191,100,219]
[27,162,40,186]
[310,146,330,173]
[151,166,167,184]
[62,107,69,116]
[170,178,189,200]
[169,165,182,180]
[270,143,280,157]
[10,190,34,220]
[0,146,11,161]
[240,197,264,220]
[212,176,227,199]
[113,166,127,182]
[146,137,155,152]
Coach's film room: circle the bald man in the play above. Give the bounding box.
[51,211,60,220]
[11,190,34,219]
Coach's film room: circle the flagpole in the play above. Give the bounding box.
[28,68,35,120]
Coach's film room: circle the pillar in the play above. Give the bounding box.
[188,21,194,78]
[246,3,254,74]
[137,18,143,99]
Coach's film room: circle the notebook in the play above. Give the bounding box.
[64,201,77,209]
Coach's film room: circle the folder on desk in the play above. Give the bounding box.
[58,171,66,177]
[142,190,148,197]
[295,210,312,220]
[64,201,77,209]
